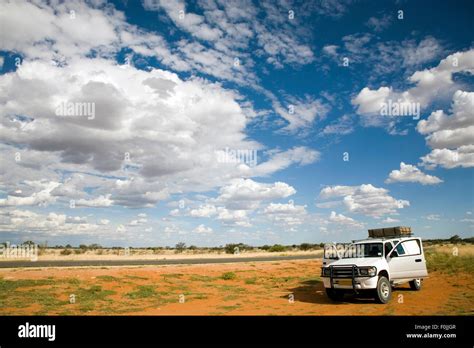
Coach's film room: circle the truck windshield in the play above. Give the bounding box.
[342,243,383,258]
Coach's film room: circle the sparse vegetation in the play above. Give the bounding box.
[268,244,286,252]
[426,251,474,274]
[221,272,237,280]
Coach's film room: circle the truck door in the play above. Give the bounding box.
[387,238,428,279]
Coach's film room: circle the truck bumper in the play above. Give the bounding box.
[323,276,378,290]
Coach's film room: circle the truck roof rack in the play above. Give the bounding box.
[351,235,414,243]
[367,226,412,238]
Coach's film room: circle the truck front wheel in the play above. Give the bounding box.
[409,279,422,290]
[326,288,344,301]
[375,276,392,304]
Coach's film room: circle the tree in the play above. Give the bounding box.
[449,235,462,243]
[300,243,311,251]
[175,242,186,253]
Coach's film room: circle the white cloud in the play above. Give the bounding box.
[76,195,113,208]
[143,0,222,42]
[193,224,213,234]
[270,95,329,132]
[251,146,320,176]
[385,162,443,185]
[99,219,110,225]
[263,201,307,226]
[189,204,218,218]
[0,209,102,235]
[329,211,364,228]
[322,114,355,135]
[365,15,392,32]
[352,49,474,117]
[322,45,338,57]
[319,184,409,218]
[0,181,60,207]
[216,208,251,227]
[418,90,474,169]
[425,214,441,221]
[382,217,399,223]
[215,178,296,210]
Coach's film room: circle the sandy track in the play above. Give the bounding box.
[0,259,472,315]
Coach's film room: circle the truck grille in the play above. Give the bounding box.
[331,266,355,278]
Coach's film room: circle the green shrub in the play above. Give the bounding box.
[221,272,237,280]
[60,249,72,255]
[268,244,286,252]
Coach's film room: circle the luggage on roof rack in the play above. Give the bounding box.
[368,226,412,238]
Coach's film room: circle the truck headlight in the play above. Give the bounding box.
[367,266,377,276]
[358,266,377,277]
[321,267,331,276]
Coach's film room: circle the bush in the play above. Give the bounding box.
[299,243,312,251]
[224,243,251,254]
[60,249,72,255]
[268,244,286,252]
[221,272,237,280]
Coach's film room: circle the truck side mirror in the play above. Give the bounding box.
[389,250,398,258]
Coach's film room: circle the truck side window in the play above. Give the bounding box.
[395,243,406,256]
[400,240,421,256]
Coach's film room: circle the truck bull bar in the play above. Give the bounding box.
[329,264,358,294]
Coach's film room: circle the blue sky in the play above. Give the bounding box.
[0,0,473,247]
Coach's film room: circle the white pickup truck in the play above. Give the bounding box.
[321,229,428,304]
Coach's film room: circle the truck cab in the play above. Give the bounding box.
[321,228,428,304]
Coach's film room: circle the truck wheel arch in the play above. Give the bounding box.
[378,270,389,281]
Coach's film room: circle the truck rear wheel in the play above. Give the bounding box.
[375,276,391,304]
[409,279,422,290]
[326,288,344,301]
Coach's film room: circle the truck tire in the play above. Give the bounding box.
[326,288,344,301]
[375,276,391,304]
[409,279,422,290]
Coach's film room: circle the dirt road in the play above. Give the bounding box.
[0,259,472,315]
[0,254,317,268]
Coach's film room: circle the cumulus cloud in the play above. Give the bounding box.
[76,194,113,208]
[189,204,218,218]
[263,201,307,226]
[385,162,443,185]
[417,90,474,169]
[0,209,103,235]
[0,55,312,208]
[352,49,474,117]
[318,184,409,217]
[193,224,213,234]
[216,208,251,227]
[0,181,60,207]
[329,211,364,228]
[215,178,296,210]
